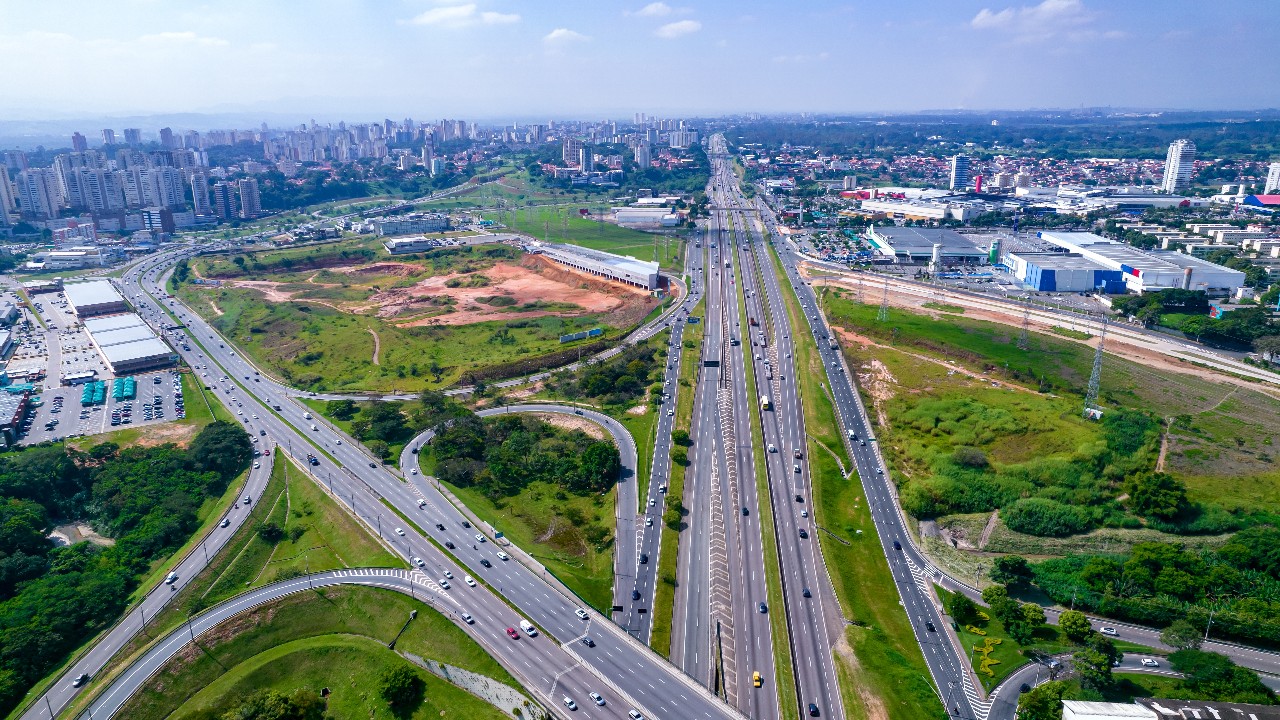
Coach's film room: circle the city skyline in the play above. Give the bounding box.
[2,0,1277,120]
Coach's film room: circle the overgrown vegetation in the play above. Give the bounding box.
[544,343,666,408]
[1026,526,1280,647]
[0,422,252,715]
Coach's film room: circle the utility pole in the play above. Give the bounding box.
[1018,299,1031,350]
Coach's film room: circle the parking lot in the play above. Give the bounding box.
[16,370,188,445]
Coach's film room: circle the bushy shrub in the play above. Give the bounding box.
[1001,497,1091,537]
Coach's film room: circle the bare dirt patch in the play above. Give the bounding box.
[391,255,655,327]
[135,422,201,448]
[528,412,607,441]
[49,523,116,548]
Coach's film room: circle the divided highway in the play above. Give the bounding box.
[29,242,748,720]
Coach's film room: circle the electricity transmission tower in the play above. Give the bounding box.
[1083,314,1109,419]
[1017,300,1032,350]
[877,278,890,322]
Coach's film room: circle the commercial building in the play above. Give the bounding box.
[376,212,451,236]
[950,154,971,191]
[63,280,128,317]
[0,393,30,447]
[384,236,446,254]
[859,199,976,222]
[531,242,660,290]
[1007,252,1126,292]
[82,314,175,374]
[1038,231,1246,295]
[1161,139,1196,193]
[865,226,987,264]
[0,301,18,326]
[612,207,679,226]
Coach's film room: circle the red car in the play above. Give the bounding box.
[505,627,520,640]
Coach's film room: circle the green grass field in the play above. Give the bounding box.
[172,636,508,720]
[117,586,521,720]
[819,291,1280,521]
[499,203,686,271]
[443,476,616,612]
[64,454,402,719]
[774,250,946,720]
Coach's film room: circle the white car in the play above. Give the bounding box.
[439,579,450,589]
[464,575,477,587]
[496,551,509,561]
[443,570,453,579]
[395,527,405,536]
[461,612,473,624]
[589,692,605,706]
[575,608,588,620]
[1140,658,1159,668]
[413,556,424,567]
[411,468,418,474]
[1100,627,1118,637]
[563,697,577,711]
[475,534,486,543]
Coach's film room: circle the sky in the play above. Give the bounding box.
[2,0,1277,122]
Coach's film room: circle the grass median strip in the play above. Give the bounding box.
[771,246,946,720]
[736,239,799,720]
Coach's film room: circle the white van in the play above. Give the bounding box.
[519,619,538,637]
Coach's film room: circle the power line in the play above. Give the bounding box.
[1083,313,1109,419]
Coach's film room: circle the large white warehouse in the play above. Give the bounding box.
[1037,232,1246,295]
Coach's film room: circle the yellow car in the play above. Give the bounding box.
[753,671,762,688]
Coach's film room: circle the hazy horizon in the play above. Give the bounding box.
[3,0,1275,123]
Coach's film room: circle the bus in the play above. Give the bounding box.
[760,395,772,411]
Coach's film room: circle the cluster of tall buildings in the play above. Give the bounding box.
[0,147,261,224]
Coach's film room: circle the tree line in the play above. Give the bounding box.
[0,422,253,715]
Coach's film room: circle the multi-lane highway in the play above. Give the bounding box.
[29,244,748,720]
[754,192,987,720]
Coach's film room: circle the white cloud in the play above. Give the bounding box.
[654,19,701,39]
[544,28,588,44]
[631,2,673,17]
[404,3,520,28]
[773,52,829,64]
[970,0,1107,43]
[139,31,229,47]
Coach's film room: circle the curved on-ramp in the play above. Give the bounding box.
[397,403,644,622]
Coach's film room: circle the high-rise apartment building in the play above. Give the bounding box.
[190,171,212,216]
[1265,162,1280,194]
[212,181,238,219]
[159,127,176,149]
[143,166,185,209]
[578,146,592,173]
[123,128,142,146]
[0,169,17,218]
[949,154,971,191]
[238,178,262,218]
[634,143,652,169]
[16,169,61,219]
[1161,139,1196,193]
[71,132,88,152]
[563,137,583,166]
[101,129,116,146]
[1014,171,1031,189]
